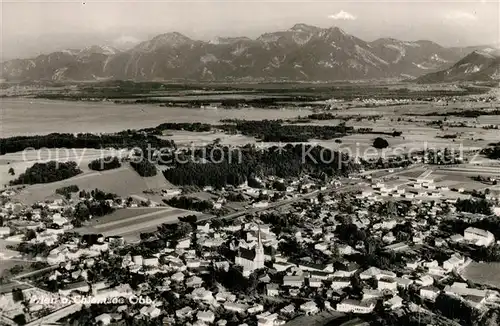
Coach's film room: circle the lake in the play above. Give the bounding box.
[1,98,312,137]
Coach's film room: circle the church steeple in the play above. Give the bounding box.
[257,224,264,251]
[254,224,264,269]
[257,225,263,247]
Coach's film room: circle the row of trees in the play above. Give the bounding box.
[164,196,213,212]
[9,161,82,185]
[0,132,174,155]
[149,122,212,133]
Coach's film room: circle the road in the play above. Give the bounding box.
[11,265,58,280]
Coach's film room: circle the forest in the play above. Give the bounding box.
[163,144,358,188]
[218,119,353,142]
[482,145,500,160]
[130,159,157,177]
[454,198,493,215]
[9,161,82,185]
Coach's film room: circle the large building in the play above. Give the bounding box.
[464,227,495,247]
[235,226,265,276]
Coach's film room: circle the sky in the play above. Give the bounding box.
[1,0,499,59]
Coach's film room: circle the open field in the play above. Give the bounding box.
[74,207,205,241]
[161,130,256,147]
[0,283,32,295]
[0,148,129,186]
[462,262,500,288]
[0,260,31,276]
[9,164,172,205]
[284,311,345,326]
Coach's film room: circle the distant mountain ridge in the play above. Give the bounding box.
[416,50,500,83]
[1,24,497,82]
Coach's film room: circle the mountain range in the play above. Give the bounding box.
[416,50,500,83]
[1,24,499,83]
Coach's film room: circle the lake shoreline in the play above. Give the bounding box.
[1,98,312,138]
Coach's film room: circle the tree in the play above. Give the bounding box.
[373,137,389,149]
[178,215,198,224]
[25,230,36,241]
[12,288,24,302]
[13,314,26,325]
[8,167,15,175]
[350,273,363,296]
[211,218,224,230]
[88,156,121,171]
[74,202,90,221]
[176,222,193,238]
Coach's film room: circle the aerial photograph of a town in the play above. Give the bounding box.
[0,1,499,325]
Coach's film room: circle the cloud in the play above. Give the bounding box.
[328,10,357,21]
[445,11,477,21]
[112,35,141,49]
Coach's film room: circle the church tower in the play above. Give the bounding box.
[254,225,265,269]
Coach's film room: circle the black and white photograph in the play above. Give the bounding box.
[0,0,499,325]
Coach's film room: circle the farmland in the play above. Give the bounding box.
[74,207,205,241]
[8,164,172,205]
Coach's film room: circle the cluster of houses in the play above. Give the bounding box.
[358,174,469,202]
[3,165,500,325]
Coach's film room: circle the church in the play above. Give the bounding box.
[235,227,265,277]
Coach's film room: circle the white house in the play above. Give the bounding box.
[360,267,396,280]
[143,257,159,267]
[132,255,143,266]
[248,304,264,314]
[442,255,465,271]
[0,227,11,237]
[95,313,112,325]
[266,283,279,297]
[336,299,375,314]
[378,278,397,292]
[59,281,90,296]
[197,310,215,324]
[300,301,319,315]
[420,286,440,302]
[176,238,191,249]
[385,295,403,310]
[252,201,269,208]
[47,252,66,265]
[176,307,194,319]
[224,302,248,313]
[330,277,350,290]
[283,275,304,287]
[257,312,282,326]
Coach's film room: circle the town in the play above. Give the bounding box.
[1,140,500,326]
